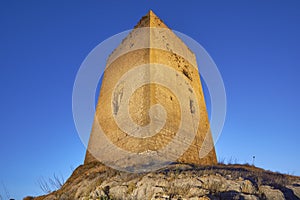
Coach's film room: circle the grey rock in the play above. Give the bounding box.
[287,183,300,198]
[240,194,259,200]
[259,185,285,200]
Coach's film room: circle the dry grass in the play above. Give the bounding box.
[163,162,299,190]
[31,161,300,200]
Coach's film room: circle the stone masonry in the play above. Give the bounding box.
[84,10,217,168]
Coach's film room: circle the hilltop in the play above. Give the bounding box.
[25,162,300,200]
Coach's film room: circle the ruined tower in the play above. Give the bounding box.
[84,10,217,170]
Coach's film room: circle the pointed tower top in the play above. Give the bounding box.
[147,9,156,17]
[134,10,169,29]
[107,9,196,67]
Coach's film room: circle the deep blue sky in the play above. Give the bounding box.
[1,1,299,199]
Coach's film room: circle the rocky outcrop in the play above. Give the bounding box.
[27,162,300,200]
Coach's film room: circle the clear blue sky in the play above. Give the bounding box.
[0,1,299,199]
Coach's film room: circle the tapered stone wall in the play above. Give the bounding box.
[84,11,217,168]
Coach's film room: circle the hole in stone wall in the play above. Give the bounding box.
[183,69,193,81]
[190,99,195,114]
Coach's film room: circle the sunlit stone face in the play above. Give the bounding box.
[84,11,217,172]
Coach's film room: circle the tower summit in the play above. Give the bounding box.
[84,10,217,171]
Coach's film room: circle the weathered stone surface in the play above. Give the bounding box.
[30,163,300,200]
[187,187,209,197]
[287,183,300,198]
[109,185,128,199]
[241,180,255,194]
[84,10,217,168]
[260,185,285,200]
[240,194,259,200]
[151,192,169,200]
[42,195,56,200]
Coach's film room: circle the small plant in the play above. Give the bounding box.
[37,177,51,194]
[167,183,191,197]
[127,182,136,194]
[1,182,11,200]
[103,186,110,197]
[209,180,224,194]
[100,196,110,200]
[37,173,65,194]
[218,157,226,165]
[226,156,238,165]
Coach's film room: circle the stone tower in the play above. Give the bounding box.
[84,10,217,170]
